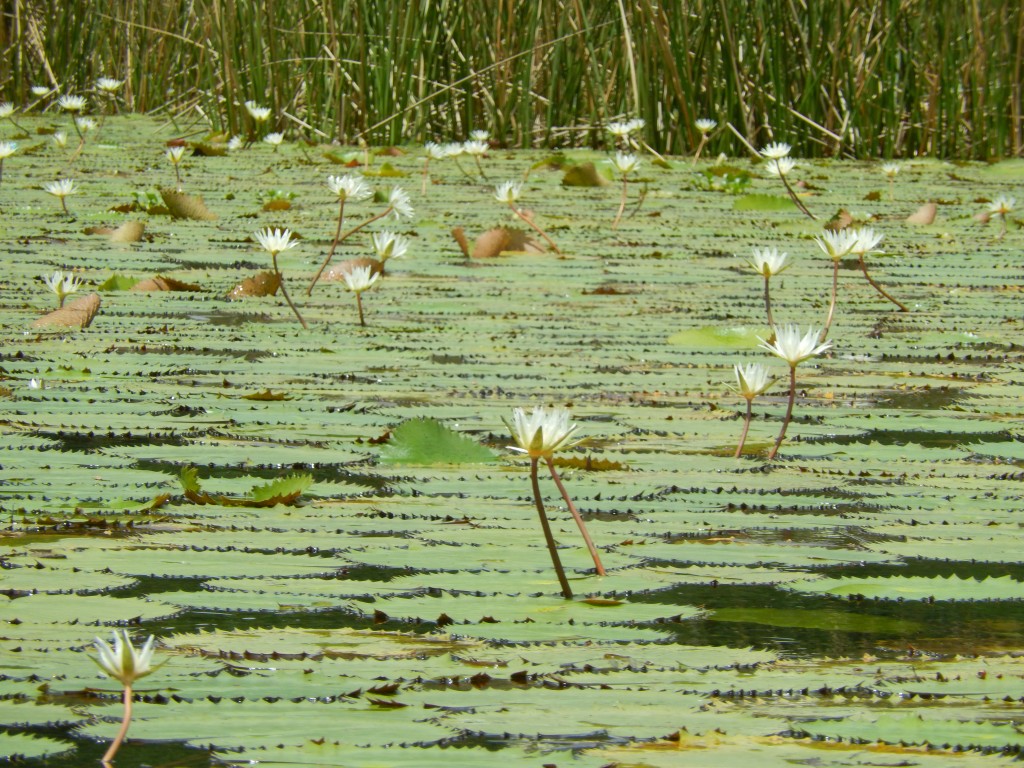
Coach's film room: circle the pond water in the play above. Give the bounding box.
[2,117,1024,766]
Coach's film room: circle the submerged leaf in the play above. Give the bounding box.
[379,418,497,465]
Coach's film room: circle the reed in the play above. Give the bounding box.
[0,0,1020,158]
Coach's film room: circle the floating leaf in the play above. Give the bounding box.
[160,187,218,220]
[379,418,497,465]
[783,574,1024,602]
[98,274,140,291]
[179,465,311,507]
[31,292,100,329]
[733,194,797,211]
[362,161,407,178]
[907,201,937,224]
[130,275,202,292]
[242,389,290,401]
[226,270,281,299]
[562,161,610,187]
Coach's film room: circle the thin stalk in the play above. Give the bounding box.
[272,253,308,329]
[530,457,573,599]
[173,164,182,192]
[451,156,475,181]
[60,197,70,216]
[421,158,431,194]
[101,685,133,764]
[767,365,797,460]
[762,276,775,328]
[0,159,4,186]
[544,456,605,575]
[692,135,708,166]
[997,214,1007,240]
[473,156,488,179]
[307,198,347,296]
[734,398,753,458]
[5,116,29,134]
[355,291,365,326]
[507,202,562,255]
[780,174,817,220]
[307,205,392,295]
[888,177,895,202]
[858,254,908,311]
[820,261,839,343]
[612,176,629,229]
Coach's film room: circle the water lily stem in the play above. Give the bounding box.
[508,202,562,255]
[734,399,753,458]
[544,457,605,576]
[531,457,573,599]
[612,177,628,229]
[858,254,908,311]
[821,261,839,343]
[692,136,708,166]
[474,156,488,179]
[780,174,817,220]
[768,365,797,460]
[272,253,308,329]
[421,158,431,195]
[101,685,133,764]
[307,205,391,295]
[763,277,775,328]
[355,292,365,326]
[173,164,182,192]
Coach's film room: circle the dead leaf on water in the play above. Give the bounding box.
[225,271,281,299]
[825,209,853,231]
[562,162,610,187]
[242,389,290,401]
[160,188,218,220]
[32,293,101,329]
[131,276,202,292]
[322,258,383,281]
[464,227,545,258]
[907,202,937,225]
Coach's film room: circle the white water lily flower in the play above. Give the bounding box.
[695,118,717,134]
[746,247,791,278]
[387,187,414,220]
[244,100,271,122]
[28,378,42,389]
[253,227,298,256]
[263,132,284,147]
[814,229,859,261]
[469,130,490,142]
[326,173,371,202]
[92,630,158,687]
[988,195,1015,216]
[766,157,796,177]
[227,135,243,151]
[462,139,488,156]
[52,130,67,148]
[43,269,82,296]
[30,86,50,98]
[96,77,124,93]
[849,227,884,256]
[424,141,447,160]
[0,103,14,119]
[371,231,410,262]
[733,363,774,400]
[758,325,832,368]
[610,151,640,175]
[166,146,186,164]
[494,180,523,204]
[881,162,901,178]
[760,142,791,159]
[342,264,379,293]
[57,95,86,112]
[75,117,97,133]
[0,141,17,160]
[442,141,464,157]
[43,178,78,198]
[504,406,581,459]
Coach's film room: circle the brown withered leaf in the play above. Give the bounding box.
[322,257,383,281]
[32,293,101,330]
[824,209,853,232]
[131,276,202,292]
[562,161,610,187]
[160,188,217,221]
[581,597,624,606]
[451,227,471,258]
[225,271,281,299]
[262,199,291,212]
[109,221,146,243]
[907,202,937,225]
[470,227,545,258]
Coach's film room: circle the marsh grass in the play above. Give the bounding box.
[0,1,1021,158]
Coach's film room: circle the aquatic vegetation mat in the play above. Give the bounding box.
[2,118,1024,766]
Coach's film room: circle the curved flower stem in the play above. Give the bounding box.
[544,457,605,576]
[780,174,817,220]
[421,159,431,195]
[452,156,474,181]
[101,685,133,764]
[612,177,628,229]
[762,276,775,328]
[473,156,488,180]
[820,261,840,343]
[508,202,562,255]
[767,365,797,460]
[692,136,707,166]
[307,206,392,295]
[531,457,573,599]
[858,254,908,311]
[734,399,753,458]
[272,253,308,329]
[173,165,182,192]
[355,292,365,326]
